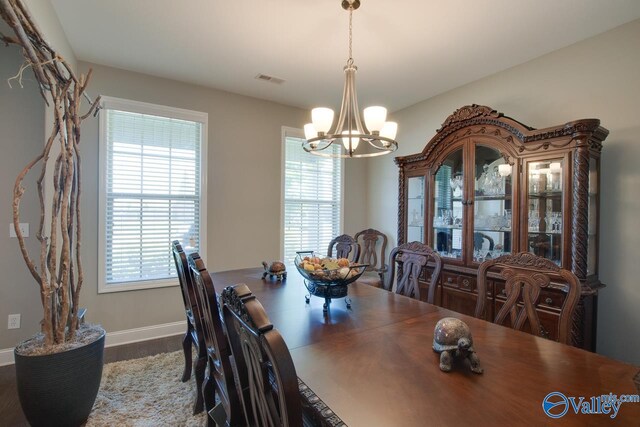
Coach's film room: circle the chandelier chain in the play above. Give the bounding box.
[348,6,353,65]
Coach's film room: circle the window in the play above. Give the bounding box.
[99,97,207,292]
[281,128,343,263]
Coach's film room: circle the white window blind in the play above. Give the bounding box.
[282,132,342,263]
[99,98,207,292]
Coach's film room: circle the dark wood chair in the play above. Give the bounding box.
[221,283,302,427]
[354,228,388,288]
[475,252,581,344]
[171,240,206,415]
[327,234,360,262]
[188,253,244,427]
[386,241,443,303]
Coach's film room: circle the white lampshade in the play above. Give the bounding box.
[341,130,360,151]
[498,164,512,177]
[363,106,387,132]
[550,162,562,172]
[311,108,334,133]
[380,121,398,141]
[304,123,316,140]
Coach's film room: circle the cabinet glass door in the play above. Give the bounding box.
[432,148,463,259]
[473,146,513,262]
[527,159,563,265]
[407,176,425,243]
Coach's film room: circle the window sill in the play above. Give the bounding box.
[98,278,179,294]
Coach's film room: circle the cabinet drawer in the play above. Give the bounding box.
[441,273,476,292]
[494,283,563,312]
[539,289,565,310]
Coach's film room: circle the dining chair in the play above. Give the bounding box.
[386,241,443,303]
[171,240,206,415]
[354,228,388,288]
[221,283,303,427]
[475,252,581,344]
[188,253,244,427]
[327,234,360,262]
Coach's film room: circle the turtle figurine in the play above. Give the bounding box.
[432,317,483,374]
[262,261,287,281]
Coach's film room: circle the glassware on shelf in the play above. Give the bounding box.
[528,210,540,232]
[543,212,562,233]
[503,209,512,229]
[449,174,463,198]
[443,209,452,226]
[410,208,423,226]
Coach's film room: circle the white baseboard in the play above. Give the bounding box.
[0,321,185,367]
[0,348,14,367]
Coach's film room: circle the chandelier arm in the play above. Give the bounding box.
[348,67,365,134]
[333,67,351,134]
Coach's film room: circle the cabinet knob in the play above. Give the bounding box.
[545,297,553,305]
[447,277,453,283]
[462,279,470,288]
[500,289,507,296]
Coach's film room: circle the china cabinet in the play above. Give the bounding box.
[395,105,608,350]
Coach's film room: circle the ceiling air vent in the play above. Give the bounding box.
[255,73,285,85]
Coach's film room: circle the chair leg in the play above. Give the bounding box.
[193,353,207,415]
[181,330,192,382]
[203,359,217,427]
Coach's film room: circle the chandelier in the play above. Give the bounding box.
[302,0,398,158]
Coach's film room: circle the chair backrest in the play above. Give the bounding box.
[188,253,243,425]
[354,228,387,273]
[387,241,443,303]
[327,234,360,262]
[171,240,201,327]
[475,252,581,344]
[221,284,302,427]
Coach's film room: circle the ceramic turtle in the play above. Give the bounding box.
[432,317,483,374]
[262,261,287,281]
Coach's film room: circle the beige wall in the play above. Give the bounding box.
[368,19,640,365]
[0,55,367,348]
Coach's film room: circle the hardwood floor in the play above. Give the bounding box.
[0,334,183,426]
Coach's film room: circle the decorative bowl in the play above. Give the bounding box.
[295,251,368,312]
[294,251,367,285]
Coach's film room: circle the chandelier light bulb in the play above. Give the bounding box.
[311,108,334,134]
[363,106,387,132]
[304,123,316,140]
[341,130,360,151]
[380,121,398,141]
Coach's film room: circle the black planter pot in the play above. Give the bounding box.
[14,330,106,427]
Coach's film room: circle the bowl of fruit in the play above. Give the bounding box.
[294,251,367,312]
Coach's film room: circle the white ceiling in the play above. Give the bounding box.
[50,0,640,112]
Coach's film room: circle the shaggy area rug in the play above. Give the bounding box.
[86,351,207,426]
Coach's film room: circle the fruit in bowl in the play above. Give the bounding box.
[295,252,367,284]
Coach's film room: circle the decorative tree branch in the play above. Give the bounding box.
[1,0,100,347]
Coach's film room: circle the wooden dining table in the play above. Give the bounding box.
[210,267,640,426]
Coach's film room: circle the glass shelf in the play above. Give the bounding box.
[474,228,512,233]
[529,191,562,198]
[528,231,562,235]
[474,195,512,201]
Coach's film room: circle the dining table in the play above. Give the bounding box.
[210,267,640,426]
